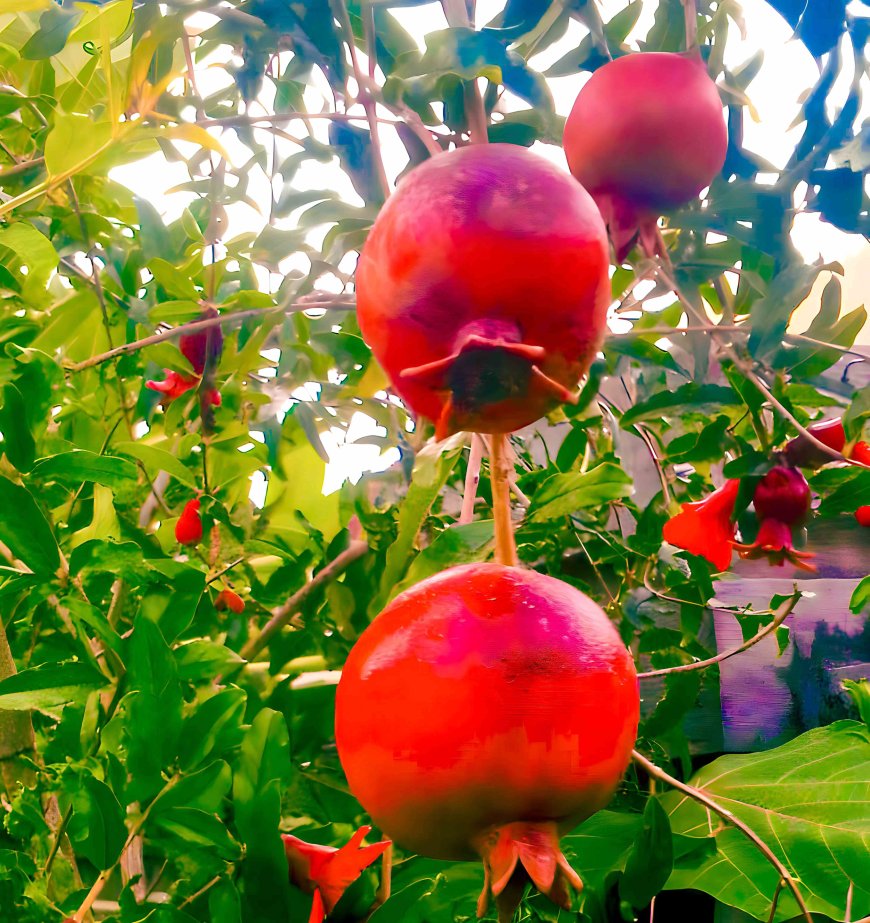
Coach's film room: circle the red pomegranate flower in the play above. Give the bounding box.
[147,309,223,408]
[662,479,740,572]
[282,826,390,923]
[175,498,203,546]
[732,466,816,571]
[214,588,245,613]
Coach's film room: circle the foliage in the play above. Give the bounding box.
[0,0,867,922]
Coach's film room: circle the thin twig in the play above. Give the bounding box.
[66,298,355,373]
[632,750,813,923]
[767,878,785,923]
[459,435,484,524]
[441,0,488,144]
[239,541,368,661]
[638,591,799,679]
[682,0,698,50]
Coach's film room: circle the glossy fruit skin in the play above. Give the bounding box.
[335,563,639,862]
[855,506,870,527]
[784,418,846,468]
[355,144,610,437]
[753,466,811,526]
[564,53,726,258]
[175,498,202,546]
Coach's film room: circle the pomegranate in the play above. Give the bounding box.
[355,144,610,439]
[855,506,870,527]
[662,479,740,572]
[175,498,202,546]
[733,466,816,571]
[564,53,727,260]
[335,563,639,920]
[783,418,846,468]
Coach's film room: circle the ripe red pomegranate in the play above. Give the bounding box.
[564,53,727,259]
[855,506,870,527]
[175,498,202,546]
[335,564,639,920]
[355,144,610,439]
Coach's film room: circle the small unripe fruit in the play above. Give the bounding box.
[856,506,870,527]
[215,588,245,613]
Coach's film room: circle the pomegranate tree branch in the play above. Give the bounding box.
[654,259,857,466]
[490,433,518,567]
[441,0,488,144]
[631,750,813,923]
[240,541,369,661]
[335,0,391,201]
[637,589,799,679]
[459,434,484,524]
[66,298,356,373]
[0,618,36,796]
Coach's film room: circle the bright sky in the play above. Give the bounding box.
[111,0,870,499]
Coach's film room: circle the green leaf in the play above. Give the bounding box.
[152,761,233,815]
[663,721,870,921]
[174,640,245,682]
[527,463,633,523]
[21,3,82,58]
[44,113,113,178]
[114,441,198,488]
[0,222,59,303]
[31,450,138,488]
[0,383,36,472]
[399,27,553,110]
[67,776,126,871]
[850,575,870,614]
[0,661,109,710]
[178,687,247,771]
[373,435,464,612]
[620,798,673,908]
[0,477,60,574]
[151,806,240,858]
[400,520,494,592]
[620,384,740,427]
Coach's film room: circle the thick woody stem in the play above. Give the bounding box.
[490,434,518,567]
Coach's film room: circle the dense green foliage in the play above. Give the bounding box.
[0,1,867,922]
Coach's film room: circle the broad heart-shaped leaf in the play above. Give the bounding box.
[662,721,870,921]
[31,450,139,489]
[527,463,632,523]
[0,661,109,710]
[0,477,60,575]
[67,776,127,871]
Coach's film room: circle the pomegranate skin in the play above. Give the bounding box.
[355,144,610,437]
[564,53,727,257]
[335,563,639,863]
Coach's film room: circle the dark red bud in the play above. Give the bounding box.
[752,466,811,526]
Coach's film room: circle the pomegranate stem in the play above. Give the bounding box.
[681,0,698,51]
[459,434,484,524]
[490,433,518,567]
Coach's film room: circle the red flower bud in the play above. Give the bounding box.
[146,370,199,403]
[856,506,870,527]
[662,479,740,572]
[215,588,245,613]
[283,826,390,923]
[175,499,202,546]
[752,466,811,526]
